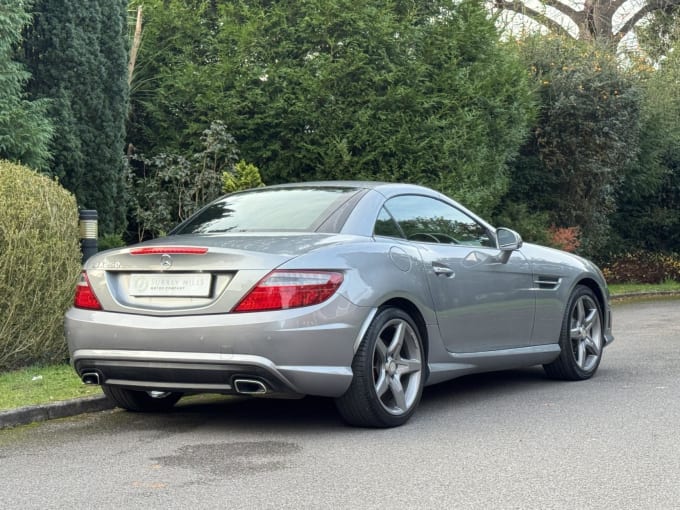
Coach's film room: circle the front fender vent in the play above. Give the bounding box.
[534,275,562,291]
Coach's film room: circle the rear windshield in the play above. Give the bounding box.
[172,187,360,234]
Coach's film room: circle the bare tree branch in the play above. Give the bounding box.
[128,6,143,88]
[616,0,680,37]
[493,0,575,38]
[601,0,630,19]
[494,0,580,19]
[539,0,581,19]
[494,0,680,41]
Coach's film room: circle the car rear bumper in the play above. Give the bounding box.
[71,350,352,398]
[65,297,368,398]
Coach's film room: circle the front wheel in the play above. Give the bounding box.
[335,307,425,428]
[544,285,604,380]
[102,385,182,412]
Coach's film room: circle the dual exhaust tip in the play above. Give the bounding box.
[233,378,267,395]
[81,372,268,395]
[81,372,100,385]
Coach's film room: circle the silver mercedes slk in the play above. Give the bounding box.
[65,181,613,427]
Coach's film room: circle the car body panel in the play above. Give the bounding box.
[66,294,366,397]
[86,233,365,316]
[520,242,613,346]
[65,181,613,403]
[417,244,535,352]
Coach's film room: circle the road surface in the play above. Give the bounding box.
[1,299,678,509]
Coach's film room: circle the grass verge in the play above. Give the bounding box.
[608,280,680,296]
[0,364,101,411]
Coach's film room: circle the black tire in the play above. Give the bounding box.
[335,307,425,428]
[543,285,604,380]
[102,385,182,412]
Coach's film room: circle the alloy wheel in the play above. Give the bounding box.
[372,318,423,415]
[569,295,603,372]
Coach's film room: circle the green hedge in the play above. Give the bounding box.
[0,160,81,370]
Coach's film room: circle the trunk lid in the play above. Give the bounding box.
[83,233,352,316]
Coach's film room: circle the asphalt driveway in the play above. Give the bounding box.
[0,299,678,509]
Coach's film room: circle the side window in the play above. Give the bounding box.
[374,206,404,238]
[384,195,494,247]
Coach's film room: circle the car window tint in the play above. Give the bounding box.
[384,195,494,247]
[374,207,404,238]
[174,187,360,234]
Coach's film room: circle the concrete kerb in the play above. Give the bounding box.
[0,292,677,430]
[0,395,114,430]
[610,290,680,302]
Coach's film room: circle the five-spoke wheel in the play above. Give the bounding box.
[336,307,424,427]
[544,285,604,380]
[569,293,602,372]
[372,317,423,416]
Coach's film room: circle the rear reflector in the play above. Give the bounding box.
[234,270,344,312]
[130,246,208,255]
[74,272,102,310]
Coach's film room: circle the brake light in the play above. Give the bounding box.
[234,270,344,312]
[74,272,102,310]
[130,246,208,255]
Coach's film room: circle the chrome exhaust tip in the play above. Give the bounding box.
[81,372,100,385]
[233,379,267,395]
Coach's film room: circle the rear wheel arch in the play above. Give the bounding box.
[380,297,429,371]
[337,304,426,427]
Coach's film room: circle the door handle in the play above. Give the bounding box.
[432,264,455,277]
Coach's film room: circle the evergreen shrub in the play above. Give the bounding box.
[0,160,80,370]
[222,161,265,194]
[502,35,641,258]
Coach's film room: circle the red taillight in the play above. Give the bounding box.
[234,270,344,312]
[129,246,208,255]
[74,272,102,310]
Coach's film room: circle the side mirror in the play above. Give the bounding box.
[496,227,522,263]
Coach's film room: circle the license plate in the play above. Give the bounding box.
[129,273,211,297]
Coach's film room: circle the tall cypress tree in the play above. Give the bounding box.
[0,0,52,170]
[22,0,128,233]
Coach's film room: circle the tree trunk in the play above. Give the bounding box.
[128,6,143,87]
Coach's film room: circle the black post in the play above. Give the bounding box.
[79,209,98,263]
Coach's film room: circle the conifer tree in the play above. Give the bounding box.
[0,0,52,170]
[128,0,533,216]
[22,0,129,233]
